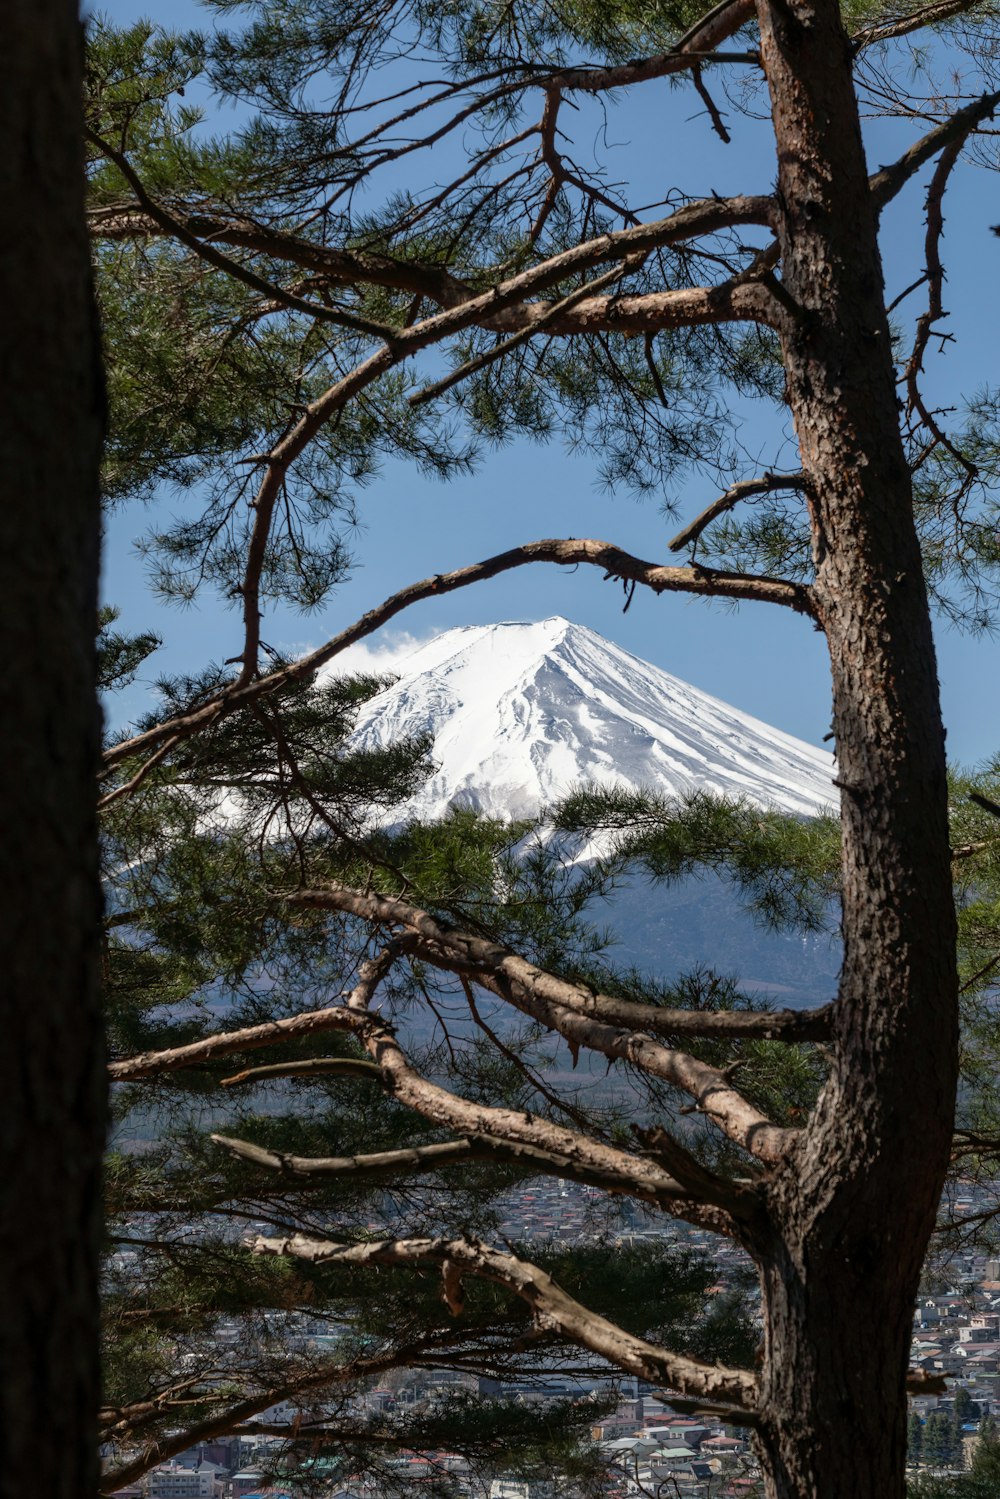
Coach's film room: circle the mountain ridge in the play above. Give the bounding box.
[342,616,835,824]
[335,616,840,1007]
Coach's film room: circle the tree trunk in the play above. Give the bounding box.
[751,0,958,1494]
[0,5,105,1497]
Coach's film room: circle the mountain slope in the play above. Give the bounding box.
[345,616,835,822]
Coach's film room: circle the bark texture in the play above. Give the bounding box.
[752,0,958,1493]
[0,4,105,1496]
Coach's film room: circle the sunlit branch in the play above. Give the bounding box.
[253,1232,761,1416]
[210,1130,698,1205]
[288,884,797,1164]
[668,472,811,553]
[108,951,396,1082]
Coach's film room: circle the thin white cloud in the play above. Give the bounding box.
[314,629,438,681]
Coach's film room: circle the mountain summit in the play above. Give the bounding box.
[346,617,835,822]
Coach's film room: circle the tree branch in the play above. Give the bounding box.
[668,472,810,553]
[98,1336,464,1493]
[902,137,979,483]
[289,884,798,1164]
[102,538,813,777]
[869,90,1000,211]
[210,1130,702,1204]
[108,951,396,1082]
[340,1000,746,1222]
[219,1057,384,1088]
[88,208,473,309]
[254,1233,761,1416]
[408,254,648,407]
[540,0,758,91]
[86,130,395,341]
[853,0,984,49]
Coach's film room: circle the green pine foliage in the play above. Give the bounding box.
[101,651,779,1486]
[88,0,1000,1487]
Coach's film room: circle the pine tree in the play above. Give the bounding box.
[1,5,104,1497]
[923,1414,958,1468]
[85,3,1000,1497]
[909,1413,925,1467]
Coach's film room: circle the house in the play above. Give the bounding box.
[146,1462,226,1499]
[230,1473,264,1497]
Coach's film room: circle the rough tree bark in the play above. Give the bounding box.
[87,0,984,1493]
[749,0,958,1492]
[0,4,105,1497]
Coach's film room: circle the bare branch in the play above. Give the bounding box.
[210,1130,699,1204]
[289,884,798,1164]
[869,90,1000,211]
[108,951,395,1083]
[96,734,181,810]
[103,538,813,777]
[253,1233,761,1416]
[903,138,980,483]
[668,472,811,553]
[219,1058,384,1088]
[635,1123,761,1201]
[691,63,732,143]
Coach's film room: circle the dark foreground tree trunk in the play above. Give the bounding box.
[0,5,105,1497]
[751,0,958,1493]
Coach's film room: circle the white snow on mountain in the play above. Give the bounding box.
[339,616,835,822]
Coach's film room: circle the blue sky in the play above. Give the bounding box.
[96,0,1000,766]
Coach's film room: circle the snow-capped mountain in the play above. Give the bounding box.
[344,616,835,822]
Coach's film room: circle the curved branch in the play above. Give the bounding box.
[253,1233,761,1417]
[903,137,979,482]
[543,0,758,91]
[219,1057,384,1087]
[289,884,797,1163]
[108,950,395,1082]
[668,472,810,553]
[853,0,984,49]
[103,537,812,778]
[95,181,774,685]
